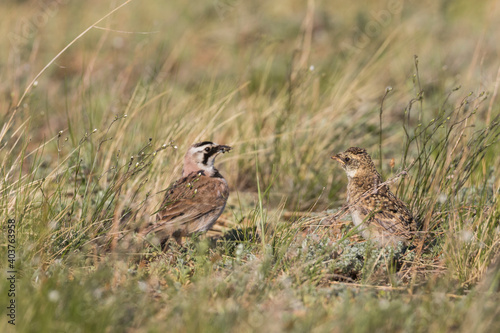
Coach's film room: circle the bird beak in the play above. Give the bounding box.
[217,145,232,154]
[331,154,344,164]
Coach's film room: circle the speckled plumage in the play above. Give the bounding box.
[140,142,231,247]
[332,147,416,246]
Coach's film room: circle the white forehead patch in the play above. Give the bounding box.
[191,143,216,152]
[188,145,210,155]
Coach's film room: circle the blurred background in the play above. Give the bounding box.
[2,0,499,208]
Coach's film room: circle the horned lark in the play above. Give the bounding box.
[332,147,416,246]
[141,141,231,247]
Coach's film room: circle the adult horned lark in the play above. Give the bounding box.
[332,147,416,246]
[141,141,231,247]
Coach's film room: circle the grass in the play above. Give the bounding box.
[1,0,500,332]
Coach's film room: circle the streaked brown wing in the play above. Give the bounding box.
[144,172,228,236]
[359,187,414,239]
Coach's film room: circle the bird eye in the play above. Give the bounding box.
[204,147,211,152]
[344,157,350,162]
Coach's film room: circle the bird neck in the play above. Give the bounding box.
[182,165,220,178]
[183,154,215,177]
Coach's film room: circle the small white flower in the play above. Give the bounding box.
[138,281,148,292]
[93,288,103,299]
[235,243,244,258]
[309,65,315,71]
[460,230,473,242]
[48,220,58,230]
[379,299,390,310]
[48,290,60,302]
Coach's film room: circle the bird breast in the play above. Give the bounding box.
[350,208,364,227]
[349,207,371,240]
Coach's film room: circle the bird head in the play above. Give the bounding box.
[331,147,378,179]
[183,141,232,177]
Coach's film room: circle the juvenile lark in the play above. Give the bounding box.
[332,147,416,246]
[141,141,231,247]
